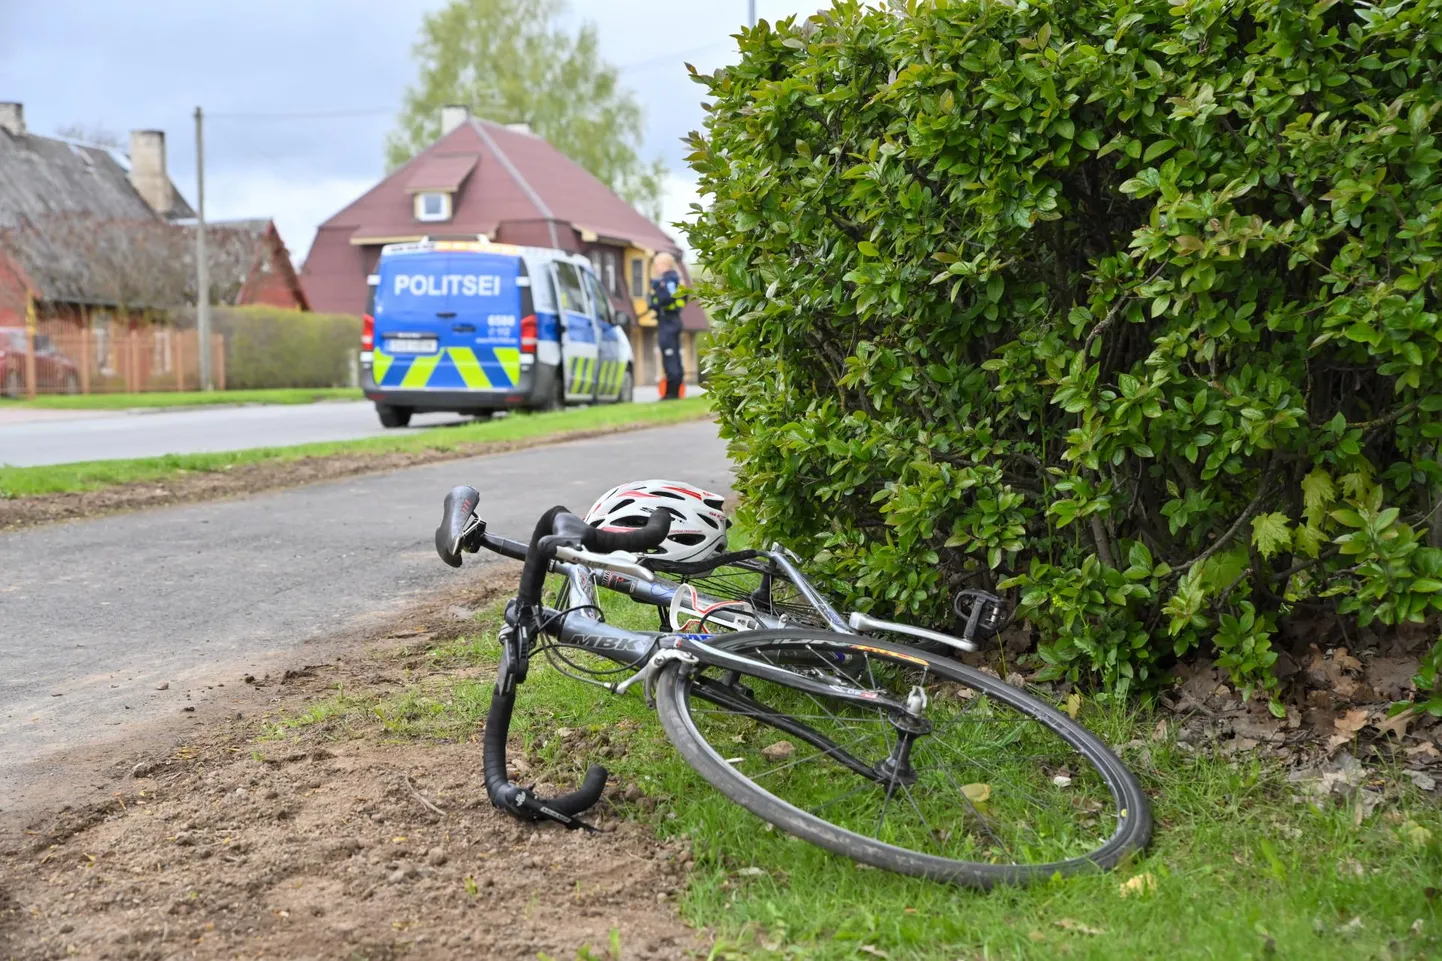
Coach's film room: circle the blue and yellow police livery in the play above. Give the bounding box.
[361,240,635,428]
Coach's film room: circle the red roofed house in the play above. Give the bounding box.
[0,102,308,393]
[302,106,707,386]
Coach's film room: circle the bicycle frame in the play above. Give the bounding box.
[531,558,913,716]
[560,547,850,635]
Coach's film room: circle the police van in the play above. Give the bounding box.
[360,240,634,427]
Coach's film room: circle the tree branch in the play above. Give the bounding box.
[1179,459,1278,574]
[1090,513,1116,569]
[1082,265,1167,355]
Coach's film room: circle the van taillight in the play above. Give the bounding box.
[520,314,537,354]
[362,313,375,350]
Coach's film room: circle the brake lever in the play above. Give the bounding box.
[553,546,656,582]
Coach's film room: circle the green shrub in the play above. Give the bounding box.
[687,0,1442,709]
[211,307,360,390]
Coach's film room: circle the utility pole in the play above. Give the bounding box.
[194,105,213,391]
[748,0,756,27]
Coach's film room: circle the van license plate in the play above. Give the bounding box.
[384,338,438,354]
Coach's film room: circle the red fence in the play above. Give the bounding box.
[1,323,225,397]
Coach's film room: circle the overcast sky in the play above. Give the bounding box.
[0,0,821,263]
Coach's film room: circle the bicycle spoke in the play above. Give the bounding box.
[665,633,1142,874]
[877,777,899,837]
[747,732,880,783]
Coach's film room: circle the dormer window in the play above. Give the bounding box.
[415,191,451,222]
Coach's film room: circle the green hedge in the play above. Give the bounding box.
[687,0,1442,709]
[210,307,360,390]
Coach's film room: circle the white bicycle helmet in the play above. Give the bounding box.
[584,479,730,563]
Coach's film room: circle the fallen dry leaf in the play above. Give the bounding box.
[1152,718,1168,742]
[1028,931,1047,943]
[1405,741,1441,759]
[858,946,889,958]
[1064,691,1082,719]
[1119,873,1156,898]
[1333,708,1370,742]
[961,783,992,804]
[1376,708,1414,739]
[1055,919,1105,936]
[1405,770,1436,792]
[1353,789,1385,826]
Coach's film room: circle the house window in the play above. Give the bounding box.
[415,191,452,222]
[630,258,644,298]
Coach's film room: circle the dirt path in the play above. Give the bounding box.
[0,570,703,961]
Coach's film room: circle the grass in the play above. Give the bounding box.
[0,397,712,497]
[271,584,1442,961]
[4,387,363,410]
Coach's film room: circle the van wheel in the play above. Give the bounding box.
[468,411,494,422]
[541,376,565,412]
[618,368,634,404]
[376,404,413,428]
[1,369,21,398]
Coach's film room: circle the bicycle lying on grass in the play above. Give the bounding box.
[435,486,1151,886]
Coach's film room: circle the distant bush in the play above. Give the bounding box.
[181,307,360,390]
[687,0,1442,709]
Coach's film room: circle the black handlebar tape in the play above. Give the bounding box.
[435,485,482,568]
[581,509,672,554]
[481,533,530,562]
[517,505,569,610]
[483,672,609,820]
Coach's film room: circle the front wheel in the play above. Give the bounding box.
[654,630,1151,887]
[617,367,634,404]
[375,403,412,428]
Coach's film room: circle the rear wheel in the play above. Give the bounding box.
[654,630,1151,887]
[1,369,21,398]
[540,372,565,412]
[375,403,412,428]
[617,367,634,404]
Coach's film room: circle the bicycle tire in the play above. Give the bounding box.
[653,629,1151,887]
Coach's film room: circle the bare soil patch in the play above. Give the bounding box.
[0,420,704,533]
[0,567,702,961]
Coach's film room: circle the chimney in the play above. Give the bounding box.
[440,105,470,136]
[129,129,172,217]
[0,102,24,136]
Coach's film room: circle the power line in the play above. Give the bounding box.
[616,41,731,73]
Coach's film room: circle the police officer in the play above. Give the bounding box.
[648,252,686,400]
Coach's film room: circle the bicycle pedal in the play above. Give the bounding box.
[953,589,1006,641]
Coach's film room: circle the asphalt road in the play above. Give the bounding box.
[0,419,731,824]
[0,388,674,468]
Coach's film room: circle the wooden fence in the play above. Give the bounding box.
[3,322,225,397]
